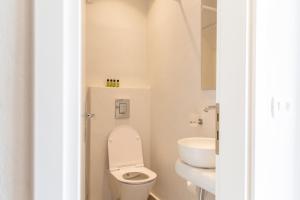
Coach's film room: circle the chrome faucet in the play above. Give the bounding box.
[203,105,217,112]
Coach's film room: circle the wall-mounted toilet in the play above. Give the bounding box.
[108,125,157,200]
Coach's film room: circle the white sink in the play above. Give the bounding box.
[177,137,216,168]
[175,159,216,194]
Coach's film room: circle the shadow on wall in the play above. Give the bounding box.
[0,0,33,199]
[176,0,200,57]
[148,0,200,58]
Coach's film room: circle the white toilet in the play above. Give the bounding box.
[108,125,157,200]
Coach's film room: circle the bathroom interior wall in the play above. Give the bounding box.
[87,87,151,200]
[0,0,32,199]
[86,0,149,88]
[147,0,215,199]
[86,0,216,199]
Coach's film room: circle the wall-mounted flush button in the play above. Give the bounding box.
[119,103,128,114]
[115,99,130,119]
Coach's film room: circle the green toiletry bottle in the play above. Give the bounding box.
[112,79,116,87]
[109,79,113,87]
[106,79,110,87]
[116,80,120,88]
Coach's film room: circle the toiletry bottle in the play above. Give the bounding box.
[109,79,113,87]
[106,79,110,87]
[112,79,116,87]
[116,80,120,88]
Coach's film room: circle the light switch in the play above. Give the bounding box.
[115,99,130,119]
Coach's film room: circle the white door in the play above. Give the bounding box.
[254,0,300,199]
[215,0,251,199]
[216,0,300,200]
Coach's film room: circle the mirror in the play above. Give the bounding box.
[201,0,217,90]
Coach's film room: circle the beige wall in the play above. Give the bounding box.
[86,0,149,88]
[148,0,215,199]
[0,0,32,199]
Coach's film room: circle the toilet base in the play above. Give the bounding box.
[109,173,156,200]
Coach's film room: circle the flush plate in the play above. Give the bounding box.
[115,99,130,119]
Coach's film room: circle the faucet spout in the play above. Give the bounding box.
[203,105,217,112]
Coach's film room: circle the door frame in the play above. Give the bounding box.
[34,0,84,200]
[215,0,255,199]
[33,0,255,199]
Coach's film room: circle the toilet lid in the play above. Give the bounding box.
[108,126,144,170]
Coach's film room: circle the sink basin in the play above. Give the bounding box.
[177,137,216,168]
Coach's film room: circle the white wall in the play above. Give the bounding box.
[148,0,215,199]
[86,0,149,88]
[254,0,300,199]
[0,0,32,199]
[87,87,151,200]
[34,0,64,199]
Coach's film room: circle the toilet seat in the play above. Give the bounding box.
[111,166,157,185]
[108,126,157,200]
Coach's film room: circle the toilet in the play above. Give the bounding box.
[108,125,157,200]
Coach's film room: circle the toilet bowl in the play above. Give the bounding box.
[108,125,157,200]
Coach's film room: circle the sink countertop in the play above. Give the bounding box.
[175,159,216,194]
